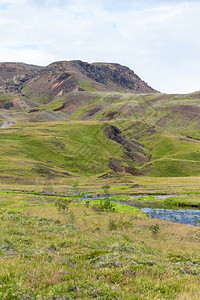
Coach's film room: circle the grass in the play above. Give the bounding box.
[1,79,200,298]
[1,117,200,188]
[136,133,200,177]
[78,81,98,92]
[87,199,145,216]
[1,173,200,197]
[71,96,102,120]
[0,192,200,299]
[38,99,64,112]
[0,121,127,181]
[127,194,200,208]
[163,196,200,207]
[0,94,14,100]
[2,89,200,180]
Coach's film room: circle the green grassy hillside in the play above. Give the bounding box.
[1,89,200,182]
[0,121,125,183]
[0,117,200,186]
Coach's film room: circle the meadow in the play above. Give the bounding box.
[0,191,200,299]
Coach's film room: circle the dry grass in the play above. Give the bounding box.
[0,192,199,298]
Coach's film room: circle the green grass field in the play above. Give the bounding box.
[0,192,200,299]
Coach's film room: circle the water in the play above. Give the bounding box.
[122,200,200,226]
[137,206,200,226]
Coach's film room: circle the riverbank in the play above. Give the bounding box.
[95,193,200,208]
[1,189,200,225]
[85,194,200,226]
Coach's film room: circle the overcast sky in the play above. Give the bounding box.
[0,0,199,93]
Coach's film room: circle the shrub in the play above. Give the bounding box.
[71,181,85,202]
[108,219,118,230]
[92,201,115,212]
[55,198,72,214]
[85,200,90,207]
[149,224,160,237]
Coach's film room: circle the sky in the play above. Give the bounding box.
[0,0,199,93]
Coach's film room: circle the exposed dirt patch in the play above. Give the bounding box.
[105,124,146,154]
[173,105,200,116]
[28,108,39,113]
[108,158,141,175]
[0,97,30,111]
[80,107,102,119]
[103,111,120,120]
[61,92,104,116]
[186,135,200,141]
[134,126,157,140]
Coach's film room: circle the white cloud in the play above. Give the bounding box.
[0,0,199,93]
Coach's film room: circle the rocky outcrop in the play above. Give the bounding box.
[92,62,156,92]
[105,123,147,159]
[108,158,141,175]
[73,60,157,92]
[0,60,157,103]
[104,123,149,174]
[0,99,13,109]
[0,62,41,94]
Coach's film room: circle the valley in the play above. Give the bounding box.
[0,60,200,299]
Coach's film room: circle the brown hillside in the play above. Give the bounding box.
[0,60,157,104]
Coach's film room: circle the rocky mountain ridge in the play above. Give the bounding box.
[0,60,157,104]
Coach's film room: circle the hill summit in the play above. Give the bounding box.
[0,60,157,103]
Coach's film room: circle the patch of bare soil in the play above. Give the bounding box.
[108,158,141,175]
[80,107,102,119]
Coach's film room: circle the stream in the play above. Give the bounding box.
[123,200,200,226]
[85,194,200,226]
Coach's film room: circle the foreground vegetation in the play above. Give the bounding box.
[0,192,200,299]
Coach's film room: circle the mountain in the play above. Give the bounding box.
[0,60,200,184]
[0,60,157,104]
